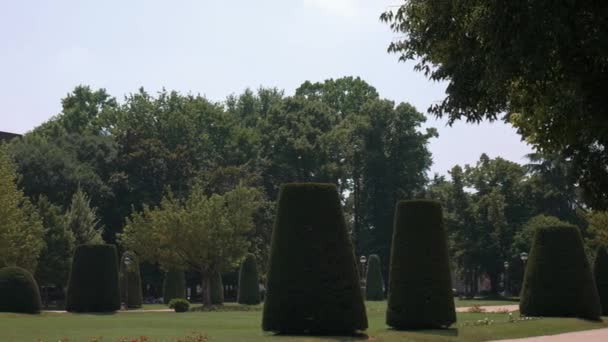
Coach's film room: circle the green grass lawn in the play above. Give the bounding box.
[1,301,606,342]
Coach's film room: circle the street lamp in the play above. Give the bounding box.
[503,261,510,297]
[520,252,528,264]
[123,254,133,310]
[359,255,367,287]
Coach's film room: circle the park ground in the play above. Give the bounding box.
[1,300,608,342]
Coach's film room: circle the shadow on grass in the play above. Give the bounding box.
[388,327,459,337]
[272,332,369,341]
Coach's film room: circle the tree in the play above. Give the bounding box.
[163,269,186,304]
[0,146,44,272]
[210,272,224,305]
[0,266,42,314]
[365,254,384,301]
[262,183,367,334]
[34,196,75,288]
[120,184,263,306]
[65,188,103,245]
[586,211,608,252]
[237,253,261,305]
[387,200,456,329]
[594,247,608,316]
[381,1,608,209]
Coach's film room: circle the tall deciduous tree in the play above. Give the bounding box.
[120,184,263,306]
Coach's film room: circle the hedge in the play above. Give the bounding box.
[386,200,456,329]
[519,224,601,319]
[211,271,224,305]
[66,244,121,312]
[365,254,384,301]
[0,266,42,313]
[237,253,261,305]
[262,183,368,334]
[595,246,608,316]
[120,251,143,308]
[163,269,187,305]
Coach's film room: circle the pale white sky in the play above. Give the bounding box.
[0,0,532,175]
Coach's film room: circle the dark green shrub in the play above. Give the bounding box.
[168,298,190,312]
[520,225,601,319]
[262,183,368,334]
[365,254,384,301]
[66,244,121,312]
[211,272,224,305]
[237,253,261,305]
[595,246,608,315]
[119,251,143,308]
[163,269,186,305]
[0,266,42,313]
[386,200,456,329]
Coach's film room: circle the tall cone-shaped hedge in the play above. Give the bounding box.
[120,251,143,308]
[0,266,42,313]
[520,225,601,319]
[211,272,224,305]
[387,200,456,329]
[263,183,367,334]
[66,244,121,312]
[594,246,608,315]
[365,254,384,301]
[238,253,261,305]
[163,269,186,304]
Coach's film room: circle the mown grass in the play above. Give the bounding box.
[1,301,606,342]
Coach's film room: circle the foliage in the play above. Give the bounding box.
[365,254,384,301]
[262,183,367,333]
[0,146,44,272]
[66,244,121,312]
[593,247,608,316]
[210,272,224,305]
[511,215,569,262]
[381,1,608,209]
[519,225,601,319]
[0,266,42,313]
[120,183,263,306]
[34,196,75,287]
[586,211,608,251]
[387,200,456,329]
[168,298,190,313]
[237,253,260,305]
[163,269,186,305]
[66,188,104,245]
[120,251,143,308]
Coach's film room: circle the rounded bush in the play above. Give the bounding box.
[163,269,186,305]
[386,200,456,329]
[168,298,190,312]
[0,266,42,313]
[238,253,261,305]
[262,183,368,334]
[520,225,601,319]
[211,272,224,305]
[120,251,143,308]
[595,246,608,316]
[66,244,121,312]
[365,254,384,301]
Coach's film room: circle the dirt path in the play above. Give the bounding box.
[456,304,520,313]
[492,327,608,342]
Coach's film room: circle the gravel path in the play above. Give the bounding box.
[456,304,520,313]
[492,327,608,342]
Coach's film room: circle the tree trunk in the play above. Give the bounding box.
[201,272,212,306]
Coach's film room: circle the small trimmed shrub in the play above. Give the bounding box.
[168,298,190,312]
[262,183,368,334]
[210,272,224,305]
[520,225,601,319]
[365,254,384,301]
[120,251,143,308]
[163,269,186,305]
[66,244,121,312]
[386,200,456,329]
[595,246,608,315]
[237,253,261,305]
[0,266,42,313]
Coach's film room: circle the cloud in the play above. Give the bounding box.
[303,0,363,17]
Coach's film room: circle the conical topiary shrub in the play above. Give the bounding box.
[163,269,186,304]
[238,253,261,305]
[387,200,456,329]
[595,246,608,316]
[211,272,224,305]
[262,183,367,334]
[120,251,143,308]
[0,266,42,313]
[520,225,601,319]
[365,254,384,301]
[66,244,121,312]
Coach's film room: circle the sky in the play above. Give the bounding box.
[0,0,532,176]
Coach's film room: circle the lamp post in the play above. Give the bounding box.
[520,252,528,265]
[359,255,367,289]
[123,254,132,310]
[503,261,510,297]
